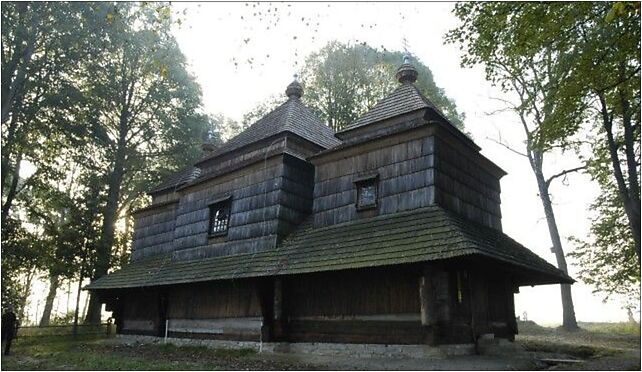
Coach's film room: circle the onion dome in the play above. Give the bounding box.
[395,54,418,84]
[285,74,303,99]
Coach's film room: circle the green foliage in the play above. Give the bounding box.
[50,311,76,326]
[446,3,590,151]
[447,1,641,303]
[1,2,110,214]
[0,217,47,314]
[241,96,282,130]
[273,41,466,132]
[242,41,465,133]
[300,41,464,131]
[569,126,640,303]
[1,2,216,323]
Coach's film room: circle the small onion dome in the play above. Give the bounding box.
[395,54,418,84]
[285,74,303,99]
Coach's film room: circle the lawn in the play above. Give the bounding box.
[1,334,320,370]
[1,321,639,370]
[515,321,640,370]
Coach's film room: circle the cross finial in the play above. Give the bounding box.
[293,73,299,82]
[402,37,410,54]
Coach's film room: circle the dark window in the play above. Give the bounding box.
[355,177,378,210]
[208,200,230,236]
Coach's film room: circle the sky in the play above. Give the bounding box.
[21,2,635,325]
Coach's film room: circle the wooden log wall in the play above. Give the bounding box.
[282,266,428,344]
[166,280,263,341]
[170,153,315,260]
[119,290,160,336]
[129,133,322,261]
[440,265,517,343]
[312,134,436,228]
[432,135,503,230]
[131,202,178,262]
[277,155,315,240]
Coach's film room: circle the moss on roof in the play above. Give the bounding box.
[86,205,572,290]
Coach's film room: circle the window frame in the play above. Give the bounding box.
[208,196,232,237]
[354,173,379,211]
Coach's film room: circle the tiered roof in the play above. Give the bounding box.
[86,205,572,290]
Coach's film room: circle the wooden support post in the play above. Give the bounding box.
[272,278,285,340]
[273,278,282,321]
[419,274,430,326]
[506,279,518,338]
[257,279,274,342]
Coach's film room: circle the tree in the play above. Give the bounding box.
[239,41,465,133]
[568,126,640,305]
[446,3,589,330]
[1,2,108,226]
[78,3,212,323]
[1,216,48,318]
[447,1,640,309]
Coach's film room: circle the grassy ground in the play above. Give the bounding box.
[515,321,640,370]
[1,321,639,370]
[1,335,321,370]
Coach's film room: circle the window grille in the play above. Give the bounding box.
[355,176,378,210]
[209,200,231,236]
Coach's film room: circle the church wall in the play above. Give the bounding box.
[281,266,428,344]
[312,131,436,228]
[119,290,161,336]
[131,202,178,262]
[165,280,263,341]
[432,132,503,230]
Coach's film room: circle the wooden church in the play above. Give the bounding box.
[87,56,572,346]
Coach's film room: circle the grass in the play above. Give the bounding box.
[578,321,640,336]
[2,335,214,370]
[2,321,638,370]
[1,335,315,371]
[516,321,641,370]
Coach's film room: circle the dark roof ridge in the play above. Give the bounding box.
[195,96,339,166]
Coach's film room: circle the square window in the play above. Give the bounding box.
[355,176,378,210]
[208,199,231,236]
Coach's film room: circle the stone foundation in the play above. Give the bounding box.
[116,334,475,358]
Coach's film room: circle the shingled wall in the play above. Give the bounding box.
[312,130,436,228]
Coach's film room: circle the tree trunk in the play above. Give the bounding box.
[530,150,579,331]
[598,92,641,263]
[618,86,641,262]
[85,116,129,324]
[627,308,637,324]
[120,212,132,267]
[39,274,59,326]
[1,152,22,225]
[18,266,36,322]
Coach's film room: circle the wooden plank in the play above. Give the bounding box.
[419,275,429,326]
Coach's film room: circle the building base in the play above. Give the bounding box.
[115,334,475,358]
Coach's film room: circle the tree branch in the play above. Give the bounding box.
[545,166,587,188]
[486,136,528,158]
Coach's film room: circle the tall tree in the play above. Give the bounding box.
[297,41,465,132]
[447,1,640,308]
[446,3,590,330]
[79,3,211,323]
[1,2,107,225]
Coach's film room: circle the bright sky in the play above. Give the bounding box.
[21,2,635,326]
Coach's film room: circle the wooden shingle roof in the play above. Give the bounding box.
[339,83,439,132]
[197,84,340,165]
[149,166,201,195]
[86,205,572,290]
